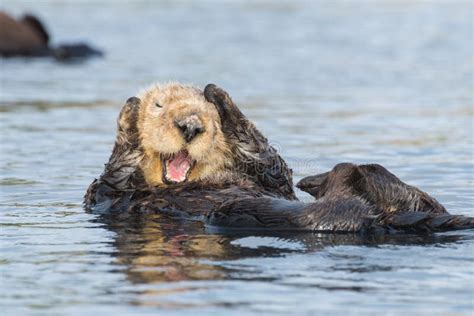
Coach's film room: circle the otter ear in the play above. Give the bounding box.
[117,97,141,144]
[204,84,244,124]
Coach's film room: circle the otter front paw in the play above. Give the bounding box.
[101,97,144,189]
[116,96,141,147]
[204,83,296,199]
[203,84,242,127]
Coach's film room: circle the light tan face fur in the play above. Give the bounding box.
[137,83,233,186]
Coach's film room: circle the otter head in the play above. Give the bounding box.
[136,83,232,186]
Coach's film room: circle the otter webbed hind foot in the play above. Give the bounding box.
[296,163,474,232]
[297,163,447,214]
[296,171,329,198]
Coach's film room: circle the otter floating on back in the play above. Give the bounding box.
[0,11,102,60]
[84,83,474,234]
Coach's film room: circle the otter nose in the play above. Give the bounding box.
[175,116,203,143]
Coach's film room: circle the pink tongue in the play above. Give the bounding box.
[167,152,192,182]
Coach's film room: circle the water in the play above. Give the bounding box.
[1,1,473,315]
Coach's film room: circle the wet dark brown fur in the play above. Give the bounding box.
[85,84,474,234]
[0,11,102,59]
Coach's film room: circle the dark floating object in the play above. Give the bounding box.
[0,11,103,60]
[84,83,474,234]
[50,43,103,61]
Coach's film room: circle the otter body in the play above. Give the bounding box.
[0,12,102,60]
[85,83,473,234]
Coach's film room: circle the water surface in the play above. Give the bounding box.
[1,1,473,315]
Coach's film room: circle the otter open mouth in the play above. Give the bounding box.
[162,151,195,184]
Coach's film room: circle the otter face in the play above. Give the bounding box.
[137,83,232,186]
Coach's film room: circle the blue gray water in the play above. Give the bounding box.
[1,1,473,315]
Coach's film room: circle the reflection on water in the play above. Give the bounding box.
[96,211,472,310]
[1,0,473,315]
[102,211,469,283]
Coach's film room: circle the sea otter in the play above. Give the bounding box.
[84,83,473,234]
[0,11,102,59]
